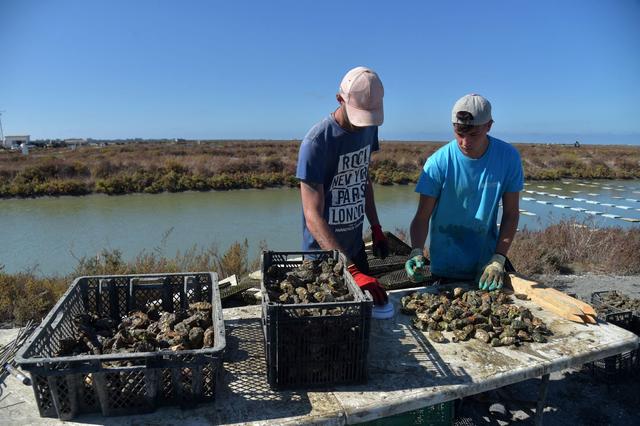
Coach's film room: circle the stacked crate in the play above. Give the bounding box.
[587,290,639,380]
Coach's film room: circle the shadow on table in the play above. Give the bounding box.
[213,318,319,424]
[216,316,470,424]
[338,305,472,393]
[214,285,478,423]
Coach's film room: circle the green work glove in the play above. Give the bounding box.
[478,254,506,291]
[405,248,427,283]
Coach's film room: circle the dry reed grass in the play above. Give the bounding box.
[2,141,638,197]
[509,220,640,275]
[0,239,264,326]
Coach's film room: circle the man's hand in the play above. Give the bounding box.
[347,264,388,305]
[405,248,428,283]
[478,254,506,291]
[371,224,389,259]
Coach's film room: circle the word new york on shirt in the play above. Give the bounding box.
[328,145,370,231]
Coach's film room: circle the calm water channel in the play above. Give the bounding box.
[2,180,639,275]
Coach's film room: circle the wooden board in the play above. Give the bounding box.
[508,273,597,324]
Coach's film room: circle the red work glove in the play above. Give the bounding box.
[371,224,389,259]
[348,264,388,305]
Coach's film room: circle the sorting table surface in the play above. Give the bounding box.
[1,285,637,425]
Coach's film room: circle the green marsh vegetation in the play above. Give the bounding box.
[1,141,638,198]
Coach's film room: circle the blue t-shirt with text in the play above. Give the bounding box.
[415,136,524,279]
[296,115,379,259]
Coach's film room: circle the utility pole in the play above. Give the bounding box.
[0,111,5,144]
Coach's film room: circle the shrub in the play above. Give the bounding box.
[0,271,68,326]
[509,220,640,275]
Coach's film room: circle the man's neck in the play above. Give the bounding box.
[332,106,358,132]
[474,136,490,158]
[462,136,490,159]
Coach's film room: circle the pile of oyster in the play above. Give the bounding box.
[401,288,552,347]
[56,302,216,357]
[265,258,353,305]
[594,291,640,316]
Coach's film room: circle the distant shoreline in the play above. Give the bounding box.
[1,141,639,198]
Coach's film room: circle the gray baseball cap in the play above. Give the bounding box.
[452,94,492,126]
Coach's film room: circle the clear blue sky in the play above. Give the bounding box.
[1,0,639,144]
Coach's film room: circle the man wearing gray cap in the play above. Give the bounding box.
[296,66,389,305]
[405,94,524,291]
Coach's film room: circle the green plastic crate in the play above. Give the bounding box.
[361,401,454,426]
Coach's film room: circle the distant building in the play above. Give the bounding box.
[65,138,88,149]
[3,135,30,149]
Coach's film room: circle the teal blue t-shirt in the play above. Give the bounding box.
[415,136,524,279]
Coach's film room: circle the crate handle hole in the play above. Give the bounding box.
[51,311,65,329]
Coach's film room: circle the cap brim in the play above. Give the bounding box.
[345,104,384,127]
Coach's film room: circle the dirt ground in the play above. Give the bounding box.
[455,273,640,425]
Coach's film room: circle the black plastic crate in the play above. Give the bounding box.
[15,272,225,420]
[587,290,638,380]
[365,232,412,276]
[376,268,435,290]
[633,315,640,336]
[591,291,634,328]
[261,250,372,390]
[586,350,639,382]
[365,231,413,257]
[367,254,409,275]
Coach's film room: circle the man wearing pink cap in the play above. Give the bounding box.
[296,66,389,305]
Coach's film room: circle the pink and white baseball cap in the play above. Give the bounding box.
[339,66,384,127]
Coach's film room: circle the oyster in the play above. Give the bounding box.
[159,312,176,332]
[452,329,471,342]
[189,302,212,311]
[58,300,218,357]
[189,327,204,348]
[413,318,429,331]
[428,330,447,343]
[532,332,547,343]
[265,258,355,311]
[401,288,552,347]
[203,326,215,347]
[474,329,491,343]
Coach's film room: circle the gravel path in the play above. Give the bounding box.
[536,273,640,301]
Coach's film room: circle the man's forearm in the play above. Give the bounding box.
[300,180,347,254]
[496,212,518,256]
[305,214,345,253]
[364,178,380,227]
[410,216,429,251]
[409,195,437,252]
